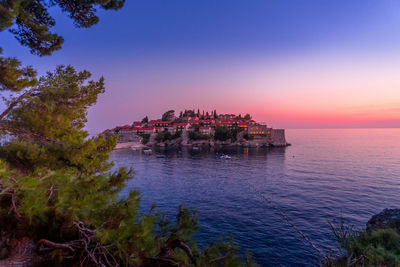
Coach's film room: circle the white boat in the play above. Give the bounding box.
[218,154,231,159]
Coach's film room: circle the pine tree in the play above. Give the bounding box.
[0,66,255,266]
[0,1,256,266]
[141,116,149,123]
[244,114,252,120]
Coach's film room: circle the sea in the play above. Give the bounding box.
[110,128,400,266]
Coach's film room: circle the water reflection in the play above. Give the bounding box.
[110,129,400,266]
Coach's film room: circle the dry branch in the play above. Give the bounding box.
[37,221,119,267]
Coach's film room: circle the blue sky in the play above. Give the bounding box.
[2,1,400,132]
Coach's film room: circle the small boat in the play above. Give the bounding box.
[156,154,165,158]
[217,154,231,159]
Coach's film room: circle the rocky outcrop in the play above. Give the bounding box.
[115,142,145,149]
[163,137,183,147]
[112,129,290,149]
[146,133,157,146]
[366,208,400,232]
[116,131,142,143]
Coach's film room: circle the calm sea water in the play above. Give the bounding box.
[110,129,400,266]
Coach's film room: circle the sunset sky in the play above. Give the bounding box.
[2,0,400,133]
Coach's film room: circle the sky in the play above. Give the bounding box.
[1,0,400,133]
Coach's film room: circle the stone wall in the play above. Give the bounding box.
[269,129,288,146]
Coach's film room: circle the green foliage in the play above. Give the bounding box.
[155,131,181,143]
[172,131,182,139]
[0,2,255,265]
[244,114,252,120]
[139,133,150,144]
[0,0,124,56]
[141,116,148,123]
[162,110,175,121]
[0,0,126,105]
[243,133,254,141]
[183,109,196,117]
[327,221,400,266]
[155,131,166,143]
[213,110,218,119]
[0,66,112,173]
[171,117,183,124]
[214,126,232,141]
[0,48,37,92]
[0,67,255,266]
[188,131,210,141]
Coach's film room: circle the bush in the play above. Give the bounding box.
[243,133,254,141]
[188,131,210,140]
[155,131,182,143]
[214,126,232,141]
[171,131,182,139]
[155,131,166,142]
[139,133,150,144]
[326,221,400,266]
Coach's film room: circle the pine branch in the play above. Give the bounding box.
[0,185,20,217]
[37,222,119,267]
[0,88,37,121]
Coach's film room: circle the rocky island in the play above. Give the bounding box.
[103,109,289,149]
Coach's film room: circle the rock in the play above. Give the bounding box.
[366,208,400,232]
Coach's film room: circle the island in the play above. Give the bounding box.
[103,109,290,149]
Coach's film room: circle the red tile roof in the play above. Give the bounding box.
[134,127,155,131]
[116,125,131,129]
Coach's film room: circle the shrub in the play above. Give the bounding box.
[243,133,254,141]
[326,221,400,266]
[188,131,210,140]
[214,126,232,141]
[139,133,150,144]
[155,131,182,143]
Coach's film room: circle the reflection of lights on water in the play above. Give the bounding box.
[243,147,248,157]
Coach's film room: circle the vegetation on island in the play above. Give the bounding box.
[213,126,243,142]
[155,130,182,143]
[141,116,149,123]
[162,110,175,121]
[188,131,211,141]
[0,1,256,266]
[139,133,150,144]
[243,133,254,141]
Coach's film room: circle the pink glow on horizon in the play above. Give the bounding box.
[87,50,400,134]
